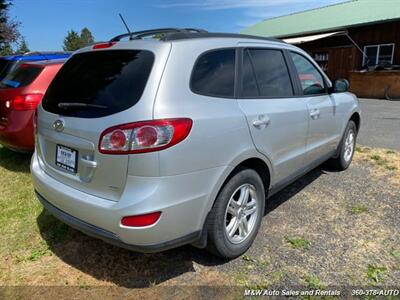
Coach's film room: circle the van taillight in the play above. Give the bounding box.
[11,94,43,111]
[99,118,193,154]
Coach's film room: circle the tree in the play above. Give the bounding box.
[80,27,94,46]
[0,41,12,55]
[63,30,82,51]
[63,27,95,51]
[16,37,29,54]
[0,0,21,55]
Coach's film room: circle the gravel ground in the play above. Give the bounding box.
[358,98,400,150]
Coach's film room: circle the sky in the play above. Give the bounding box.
[10,0,347,51]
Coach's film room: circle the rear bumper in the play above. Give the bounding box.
[31,151,227,251]
[0,110,34,151]
[36,192,201,252]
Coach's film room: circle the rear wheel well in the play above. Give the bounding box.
[194,157,271,249]
[227,158,271,195]
[350,112,360,132]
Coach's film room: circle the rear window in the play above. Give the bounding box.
[191,49,236,98]
[42,50,154,118]
[0,64,42,89]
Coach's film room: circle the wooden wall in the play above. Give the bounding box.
[297,20,400,81]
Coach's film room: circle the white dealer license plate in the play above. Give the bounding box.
[56,145,78,173]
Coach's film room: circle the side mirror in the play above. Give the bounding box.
[331,79,350,93]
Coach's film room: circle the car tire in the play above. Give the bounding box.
[206,169,265,259]
[329,120,357,171]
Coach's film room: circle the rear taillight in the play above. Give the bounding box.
[99,118,192,154]
[11,94,43,111]
[121,212,161,227]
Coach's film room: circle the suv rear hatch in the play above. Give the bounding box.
[37,43,171,201]
[0,63,44,126]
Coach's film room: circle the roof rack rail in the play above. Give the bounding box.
[23,51,72,56]
[110,28,208,42]
[160,32,285,43]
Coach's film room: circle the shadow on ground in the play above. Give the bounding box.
[37,165,328,288]
[0,146,31,173]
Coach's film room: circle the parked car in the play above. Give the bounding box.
[31,29,361,258]
[0,52,70,81]
[0,59,65,152]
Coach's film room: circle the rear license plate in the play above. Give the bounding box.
[56,145,78,173]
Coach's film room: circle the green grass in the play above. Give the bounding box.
[303,274,325,289]
[368,154,397,170]
[366,264,387,283]
[242,254,256,263]
[350,204,369,215]
[386,150,396,154]
[391,250,400,262]
[0,145,68,282]
[16,244,52,262]
[385,165,397,171]
[370,154,382,161]
[285,237,310,250]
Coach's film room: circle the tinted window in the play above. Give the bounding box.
[42,50,154,118]
[246,49,293,98]
[0,64,43,89]
[242,50,258,97]
[0,59,13,80]
[191,49,235,98]
[290,52,326,95]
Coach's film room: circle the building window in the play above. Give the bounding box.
[363,44,395,67]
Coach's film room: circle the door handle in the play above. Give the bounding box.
[310,109,320,120]
[252,116,270,128]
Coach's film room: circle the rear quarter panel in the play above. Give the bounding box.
[153,39,261,176]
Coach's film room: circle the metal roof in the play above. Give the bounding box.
[110,28,283,43]
[242,0,400,38]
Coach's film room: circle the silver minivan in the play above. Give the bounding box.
[31,29,361,258]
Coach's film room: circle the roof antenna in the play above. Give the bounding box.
[119,13,133,40]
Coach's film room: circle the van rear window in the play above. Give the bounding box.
[0,64,43,89]
[42,50,154,118]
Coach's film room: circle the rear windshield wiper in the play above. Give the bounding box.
[58,102,108,109]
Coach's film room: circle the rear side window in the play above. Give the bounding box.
[42,50,154,118]
[0,64,43,89]
[0,59,13,80]
[191,49,236,98]
[290,52,326,95]
[243,49,293,98]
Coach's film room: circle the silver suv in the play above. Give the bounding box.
[31,29,361,258]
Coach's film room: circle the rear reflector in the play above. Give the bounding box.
[11,94,43,111]
[121,212,161,227]
[93,42,116,49]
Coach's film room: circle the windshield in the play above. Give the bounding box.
[42,50,155,118]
